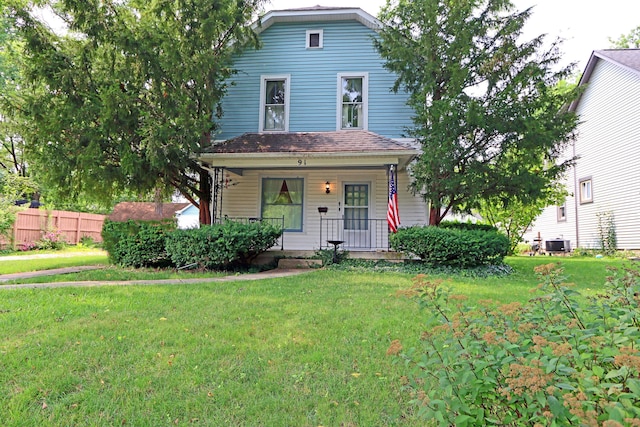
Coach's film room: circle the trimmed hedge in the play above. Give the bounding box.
[390,225,509,267]
[102,220,282,270]
[438,220,498,232]
[101,219,175,268]
[165,221,282,270]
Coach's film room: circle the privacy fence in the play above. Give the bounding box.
[2,209,106,250]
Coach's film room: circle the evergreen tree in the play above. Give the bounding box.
[6,0,262,223]
[375,0,579,225]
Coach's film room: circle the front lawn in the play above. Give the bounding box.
[0,256,630,426]
[0,253,109,275]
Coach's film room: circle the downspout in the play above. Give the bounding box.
[572,139,580,248]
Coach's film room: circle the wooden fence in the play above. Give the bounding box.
[3,209,106,249]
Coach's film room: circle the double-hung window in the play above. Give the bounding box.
[337,73,368,130]
[260,75,290,132]
[261,178,304,232]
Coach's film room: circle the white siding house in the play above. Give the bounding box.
[525,49,640,251]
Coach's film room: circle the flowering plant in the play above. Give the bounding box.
[393,264,640,426]
[36,228,67,250]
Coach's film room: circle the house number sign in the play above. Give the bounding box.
[297,159,307,166]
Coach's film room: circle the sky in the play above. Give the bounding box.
[265,0,640,73]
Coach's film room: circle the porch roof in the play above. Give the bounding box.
[198,131,419,171]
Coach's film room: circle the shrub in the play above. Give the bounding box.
[390,225,508,267]
[393,264,640,426]
[101,220,175,267]
[165,220,282,270]
[438,220,497,232]
[36,229,67,250]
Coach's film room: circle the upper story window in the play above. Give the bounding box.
[260,75,290,132]
[579,177,593,204]
[337,73,368,130]
[306,29,323,49]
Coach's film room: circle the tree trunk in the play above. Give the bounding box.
[199,168,212,225]
[429,206,441,226]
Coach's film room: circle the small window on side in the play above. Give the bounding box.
[557,203,566,222]
[306,29,323,49]
[579,177,593,204]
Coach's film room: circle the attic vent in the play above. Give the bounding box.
[306,29,323,49]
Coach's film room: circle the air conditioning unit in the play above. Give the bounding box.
[545,239,571,253]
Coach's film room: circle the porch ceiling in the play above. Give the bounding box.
[198,131,419,170]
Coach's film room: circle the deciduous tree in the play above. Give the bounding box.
[609,25,640,48]
[375,0,579,225]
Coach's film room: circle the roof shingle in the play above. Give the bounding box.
[204,131,415,154]
[594,49,640,74]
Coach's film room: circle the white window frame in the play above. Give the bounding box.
[306,29,323,49]
[579,177,593,204]
[259,74,291,132]
[260,177,304,232]
[336,72,368,131]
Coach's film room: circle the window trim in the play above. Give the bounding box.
[260,177,304,232]
[557,202,567,222]
[343,182,370,231]
[579,177,593,204]
[306,29,323,49]
[259,74,291,132]
[336,72,368,131]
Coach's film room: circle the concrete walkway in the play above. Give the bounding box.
[0,267,313,290]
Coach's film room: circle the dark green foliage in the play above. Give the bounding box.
[375,0,579,224]
[165,221,282,270]
[313,248,349,266]
[326,258,513,277]
[101,219,175,267]
[396,264,640,426]
[390,225,508,267]
[438,221,497,232]
[6,0,261,218]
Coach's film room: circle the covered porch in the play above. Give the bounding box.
[198,131,424,251]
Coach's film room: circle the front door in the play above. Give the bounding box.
[343,183,371,248]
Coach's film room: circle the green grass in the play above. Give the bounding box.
[1,271,424,426]
[2,266,227,284]
[0,254,109,275]
[0,255,630,426]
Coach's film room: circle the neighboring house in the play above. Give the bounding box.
[109,202,191,225]
[175,204,200,229]
[198,6,429,251]
[524,49,640,251]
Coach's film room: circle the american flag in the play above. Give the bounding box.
[387,168,400,233]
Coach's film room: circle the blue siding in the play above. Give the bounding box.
[217,20,414,140]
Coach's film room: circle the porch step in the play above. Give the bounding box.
[277,258,323,269]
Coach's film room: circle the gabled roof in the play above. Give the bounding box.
[256,6,381,33]
[202,131,414,154]
[109,202,190,222]
[570,49,640,111]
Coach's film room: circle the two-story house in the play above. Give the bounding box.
[198,6,430,251]
[524,49,640,252]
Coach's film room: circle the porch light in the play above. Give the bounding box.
[325,181,331,194]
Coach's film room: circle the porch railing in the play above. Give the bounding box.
[213,216,285,250]
[319,217,391,251]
